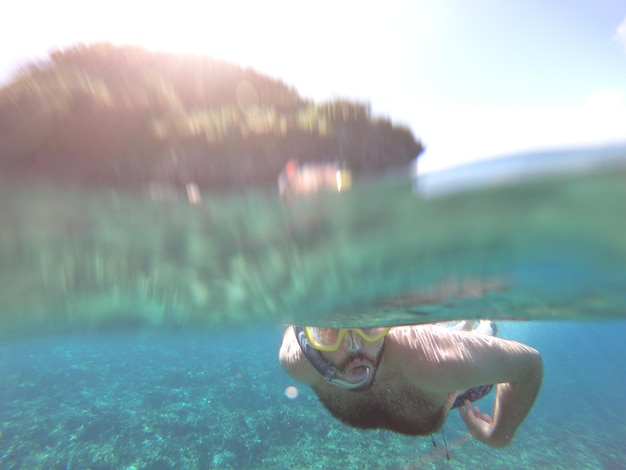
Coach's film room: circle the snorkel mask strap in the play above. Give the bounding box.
[293,325,371,390]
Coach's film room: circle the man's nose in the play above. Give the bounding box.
[344,331,362,352]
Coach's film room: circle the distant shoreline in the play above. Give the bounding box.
[0,43,423,190]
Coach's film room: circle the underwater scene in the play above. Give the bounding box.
[1,146,626,469]
[1,322,625,469]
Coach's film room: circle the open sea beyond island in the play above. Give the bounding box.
[1,144,625,469]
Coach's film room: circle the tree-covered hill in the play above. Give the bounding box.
[0,43,423,189]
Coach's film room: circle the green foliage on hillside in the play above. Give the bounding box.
[0,43,423,189]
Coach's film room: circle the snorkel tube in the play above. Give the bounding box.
[293,326,371,390]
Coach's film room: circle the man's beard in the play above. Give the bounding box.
[337,341,385,392]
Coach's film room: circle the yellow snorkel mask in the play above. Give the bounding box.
[303,326,390,352]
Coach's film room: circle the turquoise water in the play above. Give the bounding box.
[1,322,625,469]
[1,145,625,468]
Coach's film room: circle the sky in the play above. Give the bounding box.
[2,0,625,172]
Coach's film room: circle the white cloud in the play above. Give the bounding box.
[614,17,626,52]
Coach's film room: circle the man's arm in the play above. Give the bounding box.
[278,327,320,385]
[391,325,543,448]
[457,343,543,448]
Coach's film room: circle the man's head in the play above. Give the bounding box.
[301,327,389,390]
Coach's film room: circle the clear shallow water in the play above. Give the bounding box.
[1,322,625,469]
[1,145,626,468]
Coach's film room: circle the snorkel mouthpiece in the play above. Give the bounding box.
[325,365,371,389]
[294,326,371,390]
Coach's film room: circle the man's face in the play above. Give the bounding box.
[320,330,385,390]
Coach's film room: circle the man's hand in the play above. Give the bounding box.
[458,400,497,445]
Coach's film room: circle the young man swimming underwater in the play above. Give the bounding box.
[279,321,542,448]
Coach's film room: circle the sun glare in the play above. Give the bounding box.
[114,2,260,59]
[100,0,420,104]
[87,0,351,98]
[4,0,424,110]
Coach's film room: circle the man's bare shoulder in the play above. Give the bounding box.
[387,323,533,355]
[386,324,467,354]
[384,324,541,393]
[278,327,318,384]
